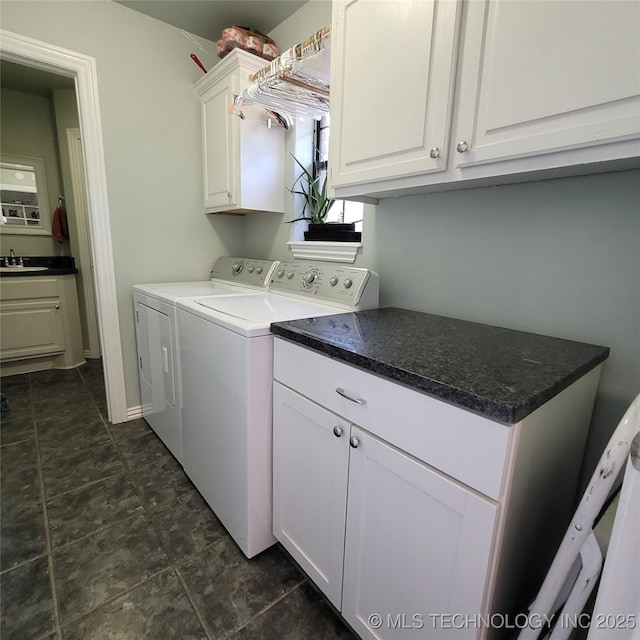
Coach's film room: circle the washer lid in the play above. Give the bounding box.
[133,280,260,303]
[194,293,339,324]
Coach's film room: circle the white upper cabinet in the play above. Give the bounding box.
[329,0,640,200]
[452,0,640,172]
[195,49,285,214]
[329,0,461,190]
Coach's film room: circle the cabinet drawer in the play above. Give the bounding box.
[274,338,510,500]
[1,277,60,301]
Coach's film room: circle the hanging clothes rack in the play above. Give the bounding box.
[232,26,331,125]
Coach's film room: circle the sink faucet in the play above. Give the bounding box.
[9,249,15,265]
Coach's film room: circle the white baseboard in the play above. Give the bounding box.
[126,405,144,421]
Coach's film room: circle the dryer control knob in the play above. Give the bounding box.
[343,278,353,289]
[232,263,243,275]
[256,267,263,274]
[247,266,255,273]
[277,269,285,278]
[329,277,338,286]
[286,271,294,280]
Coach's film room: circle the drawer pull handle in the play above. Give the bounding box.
[336,388,366,405]
[349,436,360,449]
[333,426,343,438]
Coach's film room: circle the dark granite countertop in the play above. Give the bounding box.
[0,256,77,277]
[270,307,609,424]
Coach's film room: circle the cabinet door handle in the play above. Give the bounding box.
[55,304,60,309]
[349,436,360,449]
[429,147,440,159]
[456,140,468,153]
[333,425,343,438]
[336,388,366,405]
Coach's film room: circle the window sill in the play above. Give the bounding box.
[286,241,363,263]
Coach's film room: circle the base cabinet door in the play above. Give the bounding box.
[0,300,65,360]
[342,426,498,640]
[272,382,350,609]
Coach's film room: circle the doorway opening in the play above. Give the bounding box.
[0,29,127,423]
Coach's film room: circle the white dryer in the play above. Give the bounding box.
[176,262,379,557]
[132,257,278,464]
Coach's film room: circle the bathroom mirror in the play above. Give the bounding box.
[0,154,52,235]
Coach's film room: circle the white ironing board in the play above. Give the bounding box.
[518,393,640,640]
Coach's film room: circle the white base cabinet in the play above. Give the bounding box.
[272,337,603,639]
[329,0,640,201]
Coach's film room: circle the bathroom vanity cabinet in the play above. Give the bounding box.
[0,274,84,375]
[271,309,609,639]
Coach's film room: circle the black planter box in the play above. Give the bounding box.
[304,223,361,242]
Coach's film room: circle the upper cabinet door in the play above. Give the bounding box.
[201,74,237,210]
[329,0,461,191]
[452,0,640,169]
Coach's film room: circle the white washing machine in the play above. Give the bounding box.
[132,257,278,464]
[176,262,379,558]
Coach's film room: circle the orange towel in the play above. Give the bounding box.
[52,206,69,243]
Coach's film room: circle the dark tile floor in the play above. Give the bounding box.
[0,360,356,640]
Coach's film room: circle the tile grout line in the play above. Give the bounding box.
[41,367,175,635]
[31,373,64,640]
[174,566,217,640]
[120,432,220,640]
[224,578,307,638]
[0,551,49,576]
[55,566,175,633]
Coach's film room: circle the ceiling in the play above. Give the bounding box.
[1,1,307,94]
[113,0,308,42]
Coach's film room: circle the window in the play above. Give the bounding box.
[314,115,363,231]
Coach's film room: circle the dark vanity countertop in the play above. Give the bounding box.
[0,256,77,276]
[270,307,610,424]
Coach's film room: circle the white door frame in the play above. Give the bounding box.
[66,127,101,359]
[1,29,128,423]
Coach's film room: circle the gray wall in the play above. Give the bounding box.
[371,170,640,484]
[0,87,67,257]
[250,166,640,485]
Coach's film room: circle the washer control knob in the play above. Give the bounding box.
[303,270,316,285]
[277,269,285,278]
[329,276,338,286]
[232,262,243,275]
[247,266,255,273]
[343,278,353,289]
[256,266,263,274]
[286,271,294,280]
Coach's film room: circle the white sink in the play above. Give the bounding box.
[0,266,48,273]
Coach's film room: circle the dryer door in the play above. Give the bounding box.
[134,297,182,462]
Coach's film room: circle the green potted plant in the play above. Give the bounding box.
[288,154,360,241]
